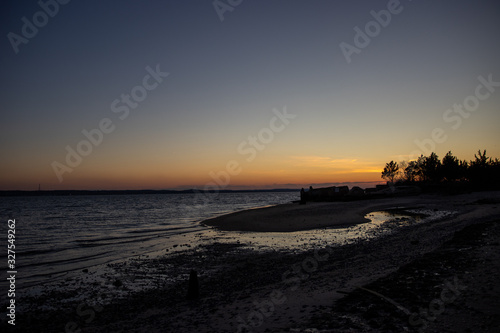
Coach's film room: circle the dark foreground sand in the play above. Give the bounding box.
[3,191,500,332]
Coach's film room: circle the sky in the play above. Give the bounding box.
[1,0,499,190]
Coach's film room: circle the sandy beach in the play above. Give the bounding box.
[4,191,500,332]
[4,1,499,332]
[203,192,499,232]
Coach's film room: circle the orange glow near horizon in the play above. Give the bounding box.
[4,148,500,191]
[2,1,500,192]
[1,154,385,191]
[4,144,500,191]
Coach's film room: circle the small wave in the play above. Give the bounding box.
[15,250,112,269]
[17,247,68,257]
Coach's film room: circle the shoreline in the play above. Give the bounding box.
[4,191,500,332]
[202,191,500,232]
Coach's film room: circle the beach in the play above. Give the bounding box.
[203,191,499,232]
[4,191,500,332]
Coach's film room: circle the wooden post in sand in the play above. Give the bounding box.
[300,188,306,204]
[187,270,199,300]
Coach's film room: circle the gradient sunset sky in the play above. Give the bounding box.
[1,0,499,190]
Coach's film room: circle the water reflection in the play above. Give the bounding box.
[18,207,457,313]
[199,208,455,253]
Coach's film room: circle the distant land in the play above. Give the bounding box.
[0,188,300,197]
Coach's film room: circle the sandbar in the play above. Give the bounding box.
[202,192,492,232]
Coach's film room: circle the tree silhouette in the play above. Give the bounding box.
[381,161,399,183]
[441,151,460,181]
[381,149,500,189]
[472,150,489,167]
[421,152,441,182]
[402,160,420,182]
[469,150,492,184]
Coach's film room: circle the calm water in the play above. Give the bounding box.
[0,192,297,288]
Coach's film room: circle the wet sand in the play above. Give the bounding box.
[203,192,499,232]
[309,216,500,332]
[4,191,500,332]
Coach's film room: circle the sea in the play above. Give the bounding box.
[0,191,458,314]
[0,191,298,289]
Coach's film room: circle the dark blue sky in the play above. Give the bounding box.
[1,0,499,190]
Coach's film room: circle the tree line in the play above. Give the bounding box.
[381,150,500,187]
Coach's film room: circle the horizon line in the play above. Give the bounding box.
[0,180,386,192]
